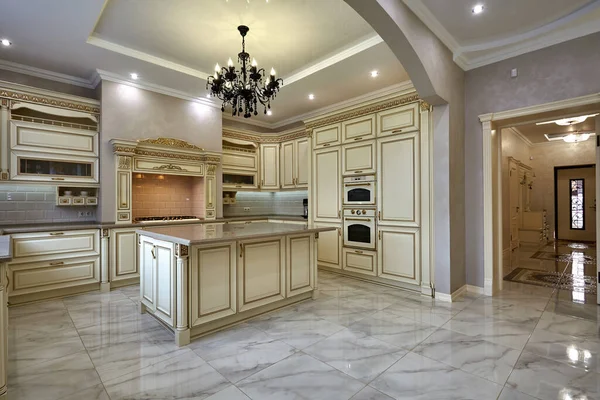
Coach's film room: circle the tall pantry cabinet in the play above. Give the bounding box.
[307,94,433,295]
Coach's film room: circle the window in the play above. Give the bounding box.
[570,179,585,230]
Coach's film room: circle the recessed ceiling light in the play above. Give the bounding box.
[205,94,211,99]
[472,4,484,14]
[370,70,379,78]
[536,113,599,126]
[130,73,139,80]
[267,110,272,116]
[1,39,11,47]
[308,94,315,100]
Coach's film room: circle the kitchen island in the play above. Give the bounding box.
[137,222,335,346]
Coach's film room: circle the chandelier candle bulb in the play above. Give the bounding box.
[228,58,234,68]
[270,68,276,77]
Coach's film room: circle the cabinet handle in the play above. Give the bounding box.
[338,228,341,237]
[49,261,64,266]
[354,250,363,254]
[151,247,156,259]
[51,177,65,181]
[338,210,341,218]
[261,180,264,186]
[378,211,381,221]
[391,129,403,134]
[345,183,370,187]
[49,232,64,236]
[240,243,244,258]
[354,170,363,174]
[236,185,242,188]
[378,231,381,240]
[322,143,330,147]
[353,137,363,141]
[121,202,127,206]
[346,217,371,222]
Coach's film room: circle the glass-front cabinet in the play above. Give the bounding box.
[222,170,258,189]
[11,151,98,183]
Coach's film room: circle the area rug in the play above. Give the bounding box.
[504,268,597,294]
[530,251,596,265]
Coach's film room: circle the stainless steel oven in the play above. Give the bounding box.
[343,208,376,250]
[343,175,375,206]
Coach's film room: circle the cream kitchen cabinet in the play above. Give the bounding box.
[237,236,285,312]
[280,138,309,189]
[377,226,420,286]
[140,236,176,327]
[109,228,139,284]
[342,140,376,176]
[11,150,99,183]
[315,223,342,269]
[343,248,377,276]
[190,242,237,327]
[260,143,280,190]
[11,229,99,261]
[377,133,419,227]
[10,120,98,157]
[313,147,341,223]
[223,170,258,190]
[313,123,342,149]
[342,114,376,143]
[286,233,315,297]
[377,102,420,136]
[0,263,7,399]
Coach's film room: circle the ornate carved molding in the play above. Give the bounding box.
[0,89,100,114]
[102,229,109,238]
[137,137,204,150]
[206,164,217,176]
[305,93,420,130]
[420,100,431,112]
[117,156,132,170]
[0,98,8,107]
[222,128,308,144]
[176,244,189,257]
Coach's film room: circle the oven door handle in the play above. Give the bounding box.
[345,218,372,222]
[344,183,372,187]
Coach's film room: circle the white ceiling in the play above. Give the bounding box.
[0,0,408,129]
[404,0,600,70]
[515,118,595,143]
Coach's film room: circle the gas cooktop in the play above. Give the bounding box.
[135,216,200,223]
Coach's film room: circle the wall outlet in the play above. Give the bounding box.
[85,211,92,217]
[78,211,85,217]
[244,207,250,212]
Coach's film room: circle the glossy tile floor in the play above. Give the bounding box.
[7,268,600,400]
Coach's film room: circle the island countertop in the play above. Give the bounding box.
[137,222,336,245]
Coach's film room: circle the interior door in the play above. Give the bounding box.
[509,161,520,250]
[556,166,596,241]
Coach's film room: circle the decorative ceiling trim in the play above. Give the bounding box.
[223,126,307,143]
[96,69,219,109]
[507,127,533,147]
[403,0,460,54]
[0,58,97,89]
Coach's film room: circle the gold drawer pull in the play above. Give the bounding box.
[353,137,363,141]
[322,143,330,147]
[355,250,363,254]
[49,232,64,236]
[354,170,363,174]
[391,129,403,134]
[346,218,371,222]
[151,247,156,259]
[49,261,64,266]
[51,177,65,181]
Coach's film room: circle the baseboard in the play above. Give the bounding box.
[466,285,485,295]
[435,284,467,302]
[484,278,495,296]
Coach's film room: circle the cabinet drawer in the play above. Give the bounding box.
[342,140,376,175]
[342,114,376,143]
[377,103,419,136]
[10,120,98,157]
[8,256,100,296]
[313,124,341,148]
[12,229,100,261]
[133,158,204,176]
[222,150,258,171]
[343,248,376,276]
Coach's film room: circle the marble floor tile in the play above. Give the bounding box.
[8,299,66,318]
[67,298,139,329]
[370,352,503,400]
[497,386,541,400]
[118,284,141,301]
[190,324,278,360]
[205,385,251,400]
[348,310,438,350]
[350,386,395,400]
[414,328,521,384]
[537,311,600,342]
[104,351,230,400]
[507,351,600,400]
[525,328,600,372]
[8,308,74,332]
[344,292,402,312]
[237,353,365,400]
[62,290,131,310]
[7,350,102,400]
[383,302,453,327]
[303,328,407,383]
[457,297,544,324]
[60,384,111,400]
[302,297,375,326]
[545,298,600,321]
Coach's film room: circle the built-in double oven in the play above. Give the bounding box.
[343,174,377,250]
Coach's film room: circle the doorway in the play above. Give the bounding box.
[555,165,596,242]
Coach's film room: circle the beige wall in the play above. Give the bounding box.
[99,81,223,222]
[465,32,600,287]
[500,129,532,250]
[0,69,97,99]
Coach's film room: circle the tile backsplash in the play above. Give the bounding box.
[224,190,307,217]
[0,184,96,225]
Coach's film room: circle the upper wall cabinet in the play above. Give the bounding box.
[295,138,309,188]
[313,146,341,223]
[313,124,341,149]
[342,114,376,144]
[342,140,376,176]
[10,120,98,157]
[222,138,258,172]
[260,143,280,190]
[280,138,309,189]
[377,103,419,137]
[11,151,99,183]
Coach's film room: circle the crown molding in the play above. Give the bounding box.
[403,0,460,52]
[0,79,100,108]
[96,69,219,108]
[507,127,533,147]
[222,114,274,129]
[0,58,96,89]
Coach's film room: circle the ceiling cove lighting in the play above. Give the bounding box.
[370,70,379,78]
[1,39,11,47]
[472,4,484,14]
[207,25,282,119]
[536,113,599,126]
[308,94,315,100]
[130,73,139,80]
[563,133,592,143]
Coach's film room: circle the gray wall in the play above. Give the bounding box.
[465,32,600,287]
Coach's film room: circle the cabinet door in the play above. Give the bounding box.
[286,234,315,297]
[260,144,280,189]
[0,266,7,399]
[154,239,176,327]
[139,236,157,312]
[313,147,341,223]
[10,120,98,157]
[223,170,258,190]
[377,103,419,136]
[342,114,376,143]
[377,134,420,227]
[377,226,420,286]
[11,150,99,183]
[295,138,309,188]
[110,228,138,283]
[343,248,376,276]
[280,141,295,189]
[313,124,341,149]
[238,237,285,312]
[342,140,376,176]
[315,223,342,269]
[190,242,236,327]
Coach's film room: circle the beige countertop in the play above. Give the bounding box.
[0,215,307,234]
[138,222,333,246]
[0,235,11,262]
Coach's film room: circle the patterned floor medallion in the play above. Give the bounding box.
[504,268,597,294]
[531,251,596,264]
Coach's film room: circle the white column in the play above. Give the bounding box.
[175,244,190,346]
[0,263,8,399]
[420,102,433,297]
[312,233,319,300]
[480,117,495,296]
[0,102,9,180]
[100,229,110,292]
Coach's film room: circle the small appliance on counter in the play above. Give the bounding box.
[303,199,308,219]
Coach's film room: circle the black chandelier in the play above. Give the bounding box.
[206,25,282,118]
